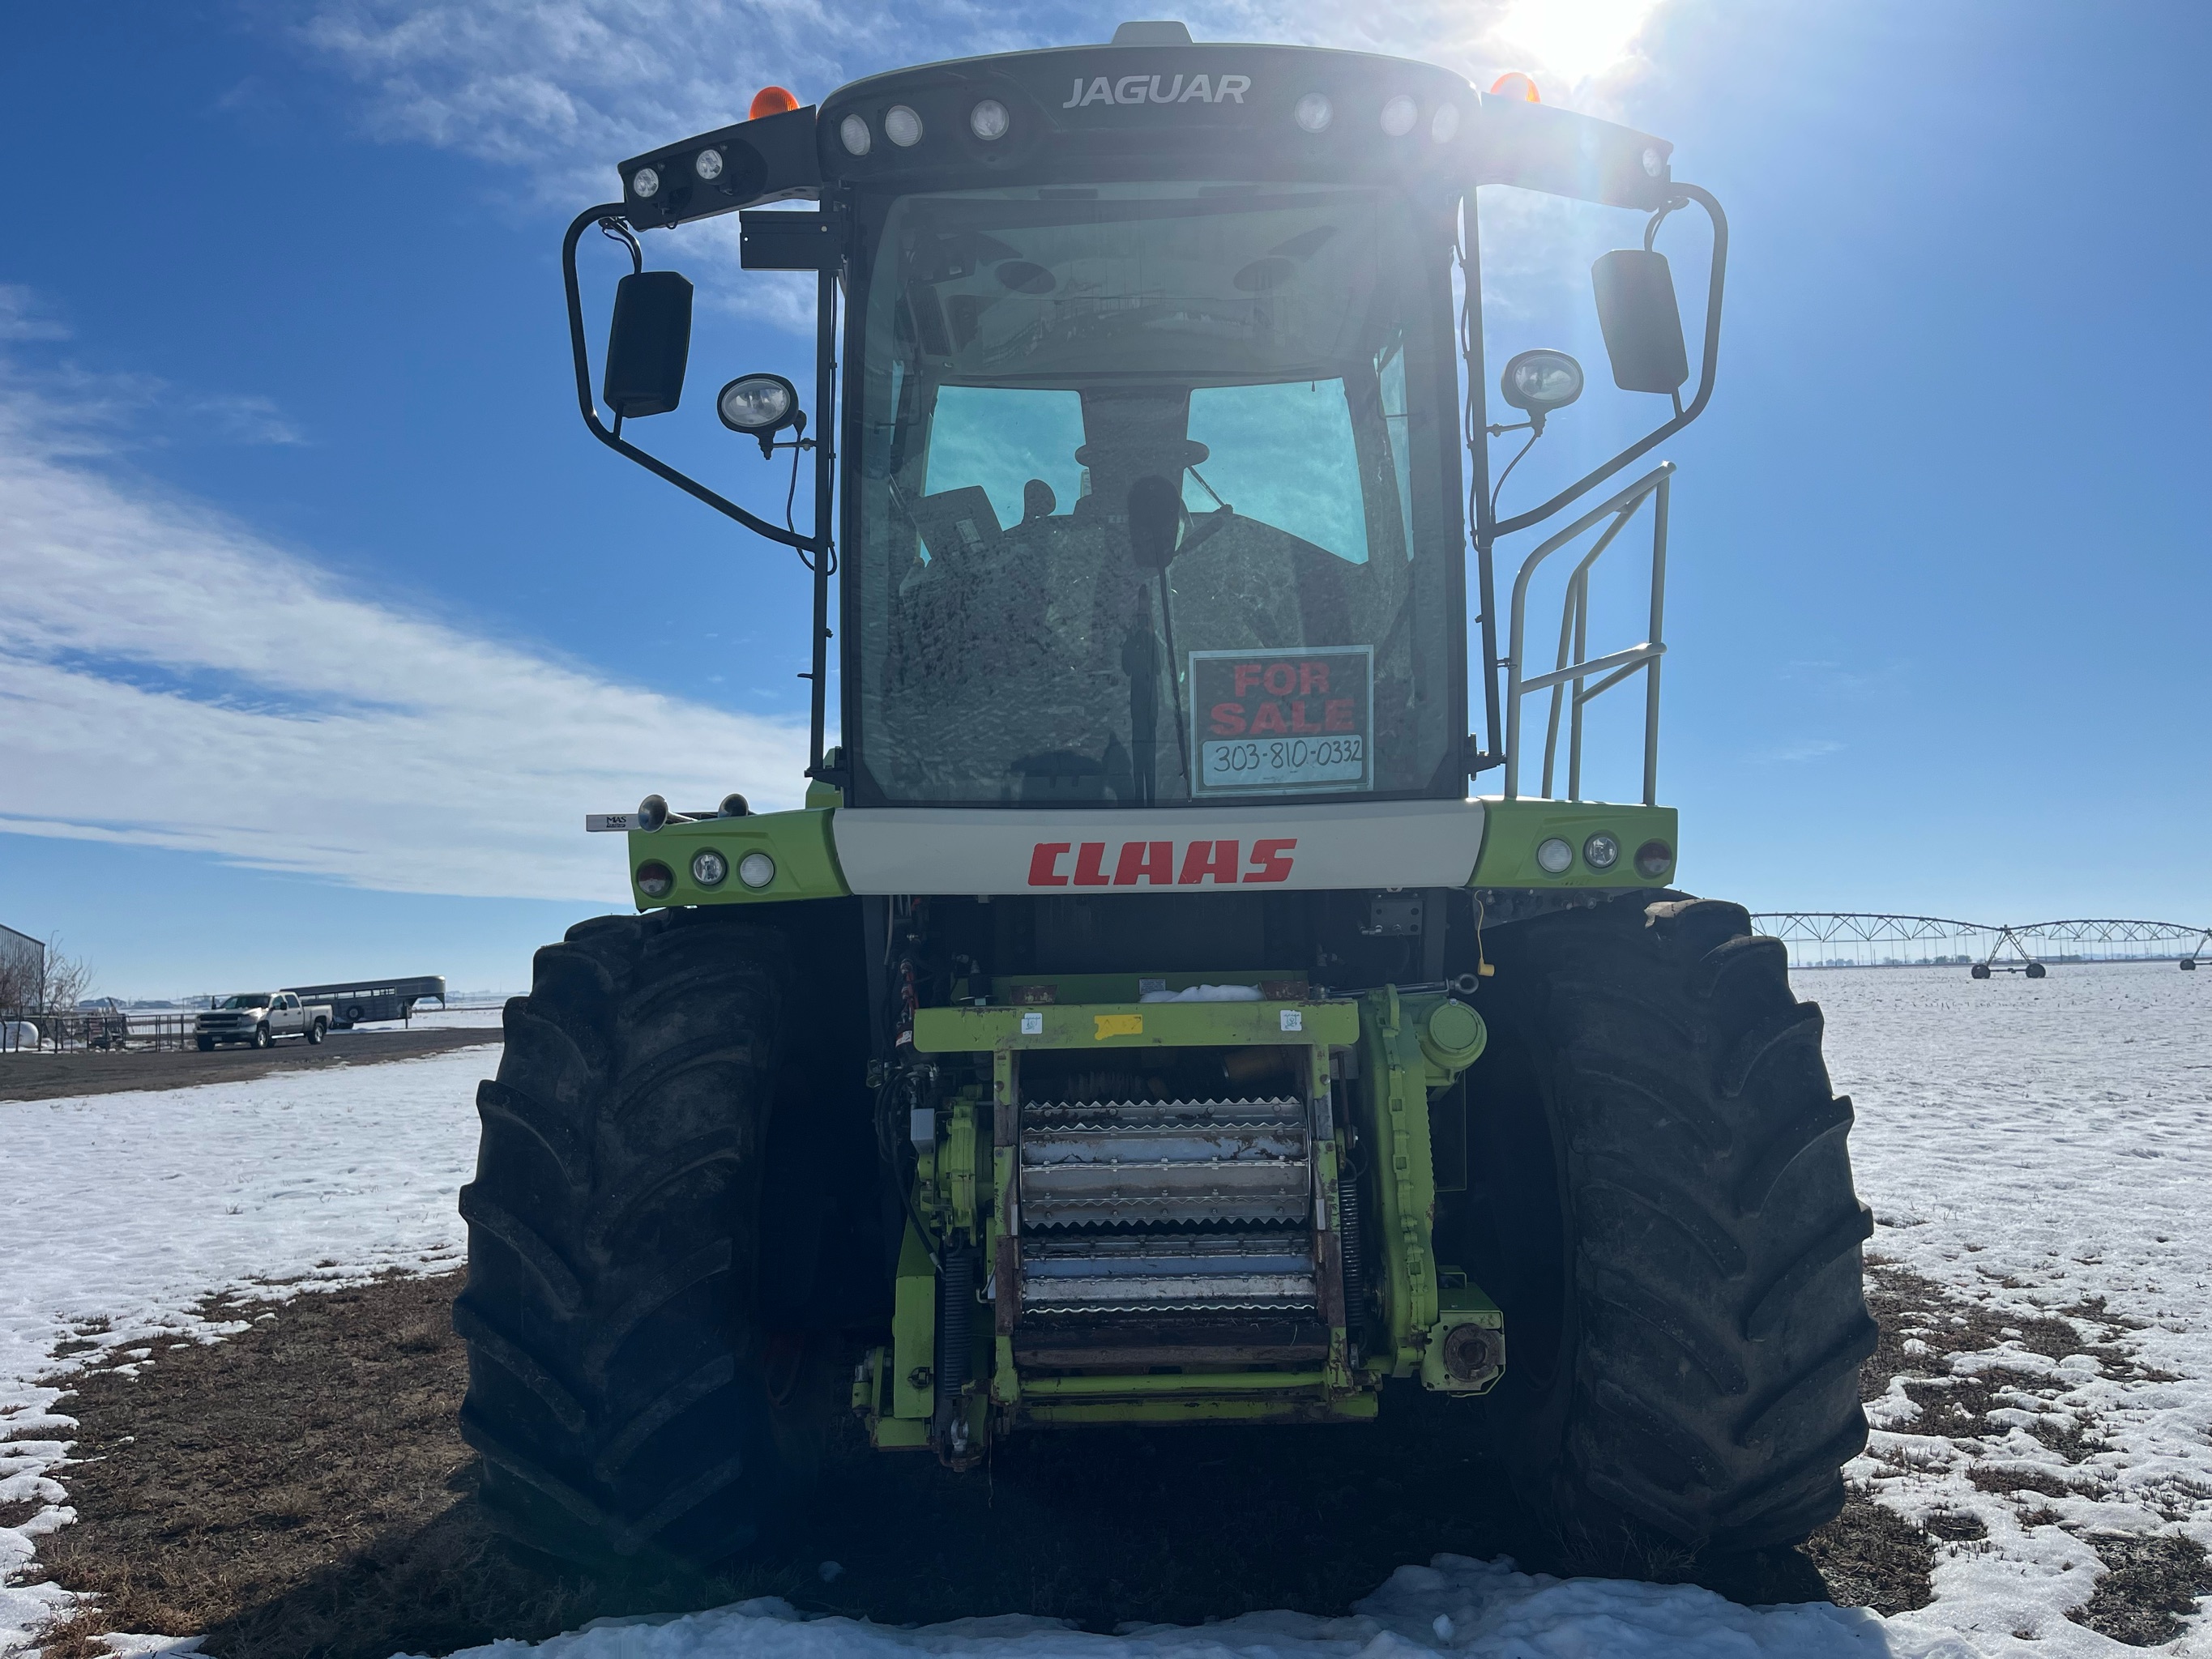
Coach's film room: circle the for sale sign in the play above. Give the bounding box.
[1189,646,1373,795]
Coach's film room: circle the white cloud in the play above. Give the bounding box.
[193,392,308,447]
[1757,738,1843,764]
[0,285,71,343]
[0,377,808,903]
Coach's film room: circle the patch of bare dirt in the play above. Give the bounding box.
[29,1260,2171,1658]
[2068,1533,2212,1647]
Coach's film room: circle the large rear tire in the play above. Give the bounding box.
[1456,894,1876,1556]
[455,907,793,1569]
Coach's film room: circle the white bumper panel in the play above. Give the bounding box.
[830,800,1487,896]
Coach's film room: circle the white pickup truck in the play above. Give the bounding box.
[194,991,333,1051]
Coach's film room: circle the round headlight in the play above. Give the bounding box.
[630,166,660,199]
[884,104,924,147]
[1535,837,1574,876]
[969,99,1010,141]
[635,860,674,899]
[1635,838,1674,878]
[694,148,724,181]
[1294,92,1333,133]
[1431,102,1461,143]
[737,851,776,890]
[636,794,668,833]
[1583,833,1621,871]
[1380,95,1417,137]
[1502,349,1585,415]
[691,849,728,888]
[839,113,873,156]
[718,373,797,434]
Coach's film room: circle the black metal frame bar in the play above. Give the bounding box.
[561,203,839,774]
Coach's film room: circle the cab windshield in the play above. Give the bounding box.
[219,994,271,1010]
[852,181,1459,806]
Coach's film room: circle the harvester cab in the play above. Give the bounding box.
[460,21,1876,1575]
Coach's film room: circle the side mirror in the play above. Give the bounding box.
[1591,249,1689,394]
[603,270,694,417]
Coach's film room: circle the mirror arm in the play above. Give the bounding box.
[1489,182,1727,539]
[562,204,820,555]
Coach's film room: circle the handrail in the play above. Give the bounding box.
[1503,463,1672,803]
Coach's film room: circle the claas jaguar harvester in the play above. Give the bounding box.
[459,22,1876,1570]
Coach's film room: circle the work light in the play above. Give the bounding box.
[631,166,660,198]
[718,373,801,454]
[970,100,1010,141]
[738,852,776,889]
[1536,837,1574,875]
[1294,92,1332,133]
[692,849,729,888]
[1501,350,1584,416]
[694,148,724,180]
[1380,96,1417,137]
[1432,103,1461,143]
[839,114,872,156]
[1582,833,1621,871]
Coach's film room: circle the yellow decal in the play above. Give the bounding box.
[1093,1013,1144,1040]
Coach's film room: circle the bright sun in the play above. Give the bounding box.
[1494,0,1665,87]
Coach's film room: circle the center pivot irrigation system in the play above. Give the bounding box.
[457,23,1881,1572]
[1750,915,2210,976]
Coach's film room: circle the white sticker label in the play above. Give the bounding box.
[1201,735,1366,790]
[585,812,633,833]
[1020,1011,1044,1034]
[1279,1009,1303,1032]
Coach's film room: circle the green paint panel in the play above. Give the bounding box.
[913,1000,1359,1053]
[1469,797,1679,889]
[626,808,848,909]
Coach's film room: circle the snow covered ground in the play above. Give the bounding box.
[2,964,2207,1658]
[1820,963,2212,1654]
[0,1046,491,1651]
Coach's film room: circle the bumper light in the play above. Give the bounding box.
[1535,837,1573,875]
[1582,833,1621,872]
[884,104,923,147]
[1635,838,1674,878]
[737,851,776,889]
[636,860,674,899]
[691,849,728,888]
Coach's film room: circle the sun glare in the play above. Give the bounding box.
[1494,0,1664,87]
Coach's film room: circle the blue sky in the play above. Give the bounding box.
[2,0,2207,998]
